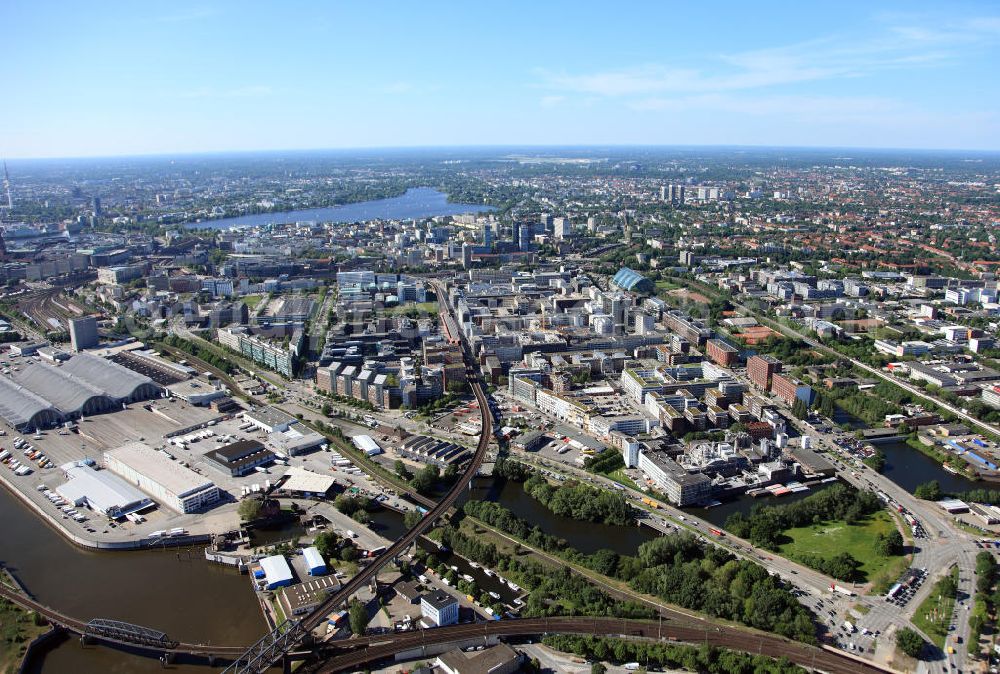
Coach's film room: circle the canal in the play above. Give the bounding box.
[683,480,841,529]
[0,486,268,674]
[877,440,979,494]
[470,478,659,556]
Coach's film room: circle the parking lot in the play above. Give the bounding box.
[885,567,928,606]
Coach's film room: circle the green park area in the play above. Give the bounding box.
[777,510,900,584]
[726,485,907,586]
[911,567,959,648]
[241,294,264,309]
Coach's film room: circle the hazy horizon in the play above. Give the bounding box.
[6,142,1000,164]
[6,1,999,158]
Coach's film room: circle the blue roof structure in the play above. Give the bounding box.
[612,267,654,293]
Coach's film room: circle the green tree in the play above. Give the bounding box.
[410,464,440,495]
[314,531,340,559]
[403,509,424,529]
[591,664,607,674]
[896,627,925,658]
[237,498,262,521]
[394,459,413,480]
[791,398,808,420]
[914,480,943,501]
[348,598,368,635]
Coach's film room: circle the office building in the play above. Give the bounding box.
[68,316,99,352]
[421,592,459,627]
[747,355,782,390]
[706,339,739,367]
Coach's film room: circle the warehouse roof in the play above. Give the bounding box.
[260,555,293,587]
[57,464,152,517]
[105,441,216,499]
[280,466,335,495]
[13,362,113,416]
[0,375,62,428]
[62,354,161,400]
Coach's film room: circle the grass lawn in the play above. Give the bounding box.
[0,597,47,673]
[912,567,959,649]
[777,511,900,583]
[605,469,641,491]
[384,302,438,316]
[241,294,264,309]
[655,279,680,293]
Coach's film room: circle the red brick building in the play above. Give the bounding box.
[705,339,739,367]
[747,355,782,390]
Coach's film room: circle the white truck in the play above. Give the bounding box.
[831,584,856,597]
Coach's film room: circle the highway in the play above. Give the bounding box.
[307,616,900,674]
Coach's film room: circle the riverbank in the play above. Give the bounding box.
[0,597,48,673]
[0,467,212,551]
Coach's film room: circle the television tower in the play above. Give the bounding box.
[1,161,11,212]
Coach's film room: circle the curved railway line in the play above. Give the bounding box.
[308,617,898,674]
[0,283,905,674]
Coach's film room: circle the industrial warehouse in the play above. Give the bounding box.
[0,353,163,431]
[104,441,221,514]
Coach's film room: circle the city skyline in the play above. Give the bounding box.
[5,0,1000,158]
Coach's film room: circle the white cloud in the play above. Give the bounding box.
[538,15,1000,99]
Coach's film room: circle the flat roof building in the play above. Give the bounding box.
[436,643,523,674]
[104,441,220,513]
[57,463,153,519]
[421,592,459,627]
[279,575,339,616]
[279,466,335,497]
[258,555,293,590]
[638,450,712,506]
[204,440,274,477]
[69,316,99,352]
[244,407,296,433]
[268,428,326,457]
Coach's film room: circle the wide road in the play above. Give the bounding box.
[309,616,899,674]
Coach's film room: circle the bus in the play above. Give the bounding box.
[708,527,724,537]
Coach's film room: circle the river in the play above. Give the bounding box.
[0,485,268,673]
[183,187,493,230]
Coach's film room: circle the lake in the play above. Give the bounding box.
[183,187,493,230]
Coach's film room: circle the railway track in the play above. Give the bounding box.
[310,616,899,674]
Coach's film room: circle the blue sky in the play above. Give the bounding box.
[5,1,1000,157]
